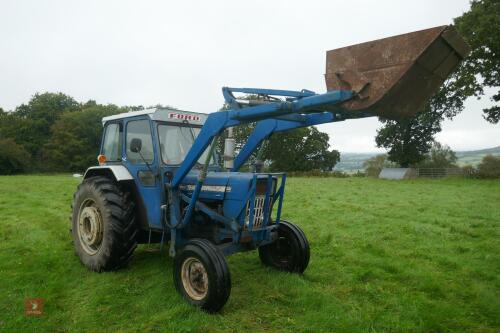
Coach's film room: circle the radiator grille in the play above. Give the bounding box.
[245,195,267,229]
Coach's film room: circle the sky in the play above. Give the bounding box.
[0,0,498,152]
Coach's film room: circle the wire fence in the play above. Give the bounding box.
[416,168,469,178]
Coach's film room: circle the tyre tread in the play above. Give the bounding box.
[259,220,310,273]
[174,238,231,312]
[71,176,137,272]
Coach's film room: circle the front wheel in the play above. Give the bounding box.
[173,239,231,312]
[259,221,310,273]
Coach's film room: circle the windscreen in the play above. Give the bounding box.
[157,124,215,165]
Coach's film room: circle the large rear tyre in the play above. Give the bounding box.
[258,221,310,273]
[173,239,231,313]
[71,176,137,272]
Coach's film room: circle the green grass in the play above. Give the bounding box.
[0,175,499,332]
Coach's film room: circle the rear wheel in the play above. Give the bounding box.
[173,239,231,312]
[259,221,310,273]
[71,176,137,272]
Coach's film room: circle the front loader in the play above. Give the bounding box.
[71,26,469,312]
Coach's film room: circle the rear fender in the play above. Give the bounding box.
[83,165,133,181]
[82,165,149,230]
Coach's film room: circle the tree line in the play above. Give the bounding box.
[0,93,340,175]
[0,95,127,174]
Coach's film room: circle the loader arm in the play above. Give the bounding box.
[231,112,341,171]
[171,88,355,188]
[231,104,375,171]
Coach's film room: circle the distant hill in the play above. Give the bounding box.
[455,146,500,166]
[334,152,378,172]
[334,146,500,172]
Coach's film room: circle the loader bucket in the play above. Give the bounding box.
[325,25,470,119]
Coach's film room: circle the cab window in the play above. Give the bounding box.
[102,123,122,161]
[126,120,154,164]
[157,124,215,165]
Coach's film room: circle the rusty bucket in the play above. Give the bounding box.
[325,25,470,119]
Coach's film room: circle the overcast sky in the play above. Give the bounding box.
[1,0,498,152]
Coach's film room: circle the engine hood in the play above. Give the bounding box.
[179,171,256,201]
[179,171,279,220]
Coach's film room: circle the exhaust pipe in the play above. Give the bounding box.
[224,128,235,169]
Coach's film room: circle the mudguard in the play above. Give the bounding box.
[83,165,134,181]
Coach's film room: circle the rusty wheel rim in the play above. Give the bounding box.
[181,257,208,301]
[77,199,104,256]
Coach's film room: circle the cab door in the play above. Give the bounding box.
[122,117,164,229]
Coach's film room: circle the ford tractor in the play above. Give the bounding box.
[71,26,469,312]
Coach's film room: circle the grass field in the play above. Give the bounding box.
[0,175,499,332]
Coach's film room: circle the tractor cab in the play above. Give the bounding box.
[86,107,285,255]
[91,109,214,224]
[99,107,214,170]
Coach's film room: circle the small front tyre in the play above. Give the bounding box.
[259,221,310,273]
[173,239,231,313]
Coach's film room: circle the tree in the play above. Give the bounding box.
[0,92,80,169]
[0,114,45,157]
[43,104,122,172]
[417,142,457,168]
[375,65,466,166]
[477,154,500,178]
[263,126,340,172]
[16,92,79,121]
[376,0,499,163]
[0,138,31,174]
[217,123,340,172]
[363,154,397,177]
[15,92,79,140]
[454,0,500,123]
[376,106,443,167]
[216,94,340,172]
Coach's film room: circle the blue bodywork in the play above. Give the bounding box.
[99,87,371,256]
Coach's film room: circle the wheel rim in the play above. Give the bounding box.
[77,199,104,255]
[181,257,208,301]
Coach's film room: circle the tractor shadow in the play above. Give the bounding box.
[131,245,172,267]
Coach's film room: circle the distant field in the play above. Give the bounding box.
[455,146,500,166]
[0,175,499,332]
[335,146,500,172]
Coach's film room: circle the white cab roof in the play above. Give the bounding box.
[102,107,209,125]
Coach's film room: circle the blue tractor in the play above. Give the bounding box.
[71,25,468,312]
